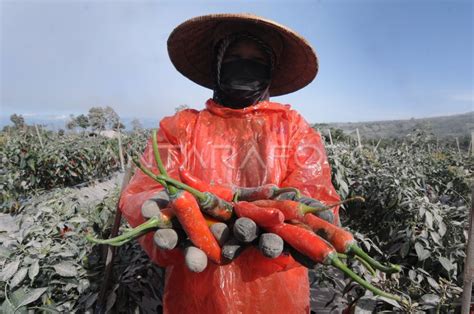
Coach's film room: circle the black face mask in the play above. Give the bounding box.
[214,59,271,109]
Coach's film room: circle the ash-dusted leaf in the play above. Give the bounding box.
[69,217,89,224]
[438,221,447,237]
[425,211,433,229]
[77,279,90,294]
[430,231,441,245]
[0,214,19,233]
[9,267,28,288]
[15,287,48,308]
[400,241,410,258]
[439,256,453,272]
[28,260,39,281]
[0,246,12,259]
[53,262,78,277]
[427,277,440,291]
[418,207,425,218]
[376,296,401,308]
[57,250,75,258]
[0,260,20,282]
[408,270,416,281]
[421,293,440,305]
[414,242,430,261]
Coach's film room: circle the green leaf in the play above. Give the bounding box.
[53,261,78,277]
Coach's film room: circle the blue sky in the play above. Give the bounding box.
[1,0,472,124]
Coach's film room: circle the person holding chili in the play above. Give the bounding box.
[120,13,341,314]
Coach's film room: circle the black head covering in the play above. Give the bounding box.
[212,33,275,108]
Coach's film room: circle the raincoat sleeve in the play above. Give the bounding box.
[280,112,341,224]
[119,110,197,267]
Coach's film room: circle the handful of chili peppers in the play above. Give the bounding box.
[86,129,408,305]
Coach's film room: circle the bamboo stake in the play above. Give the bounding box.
[34,124,44,148]
[96,165,134,313]
[117,128,125,172]
[469,131,474,156]
[374,138,382,153]
[461,189,474,314]
[328,129,334,146]
[456,137,461,157]
[356,128,362,148]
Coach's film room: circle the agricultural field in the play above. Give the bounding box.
[0,125,472,313]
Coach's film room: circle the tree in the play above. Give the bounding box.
[104,106,121,130]
[88,107,107,131]
[66,114,78,131]
[113,121,125,130]
[131,118,143,132]
[10,114,25,129]
[75,114,89,131]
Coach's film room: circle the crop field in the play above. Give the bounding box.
[0,126,472,313]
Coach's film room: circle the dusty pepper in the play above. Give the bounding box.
[169,190,222,264]
[233,201,285,227]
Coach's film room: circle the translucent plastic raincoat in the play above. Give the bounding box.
[119,98,340,313]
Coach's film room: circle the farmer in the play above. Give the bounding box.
[120,13,341,313]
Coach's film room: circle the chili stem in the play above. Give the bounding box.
[152,129,177,194]
[349,244,401,274]
[273,187,302,199]
[324,196,365,210]
[86,217,161,246]
[132,158,168,187]
[330,255,408,305]
[132,157,208,202]
[300,196,365,214]
[337,252,376,276]
[155,174,208,202]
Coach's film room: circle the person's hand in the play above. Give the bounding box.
[140,191,180,251]
[218,217,284,261]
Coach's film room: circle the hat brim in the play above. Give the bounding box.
[167,13,318,97]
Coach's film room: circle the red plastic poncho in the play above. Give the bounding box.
[119,98,340,314]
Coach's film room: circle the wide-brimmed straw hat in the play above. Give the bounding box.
[167,13,318,96]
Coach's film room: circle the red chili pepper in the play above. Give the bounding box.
[252,199,320,220]
[303,213,355,253]
[236,184,301,201]
[266,222,335,264]
[169,190,221,264]
[303,214,401,273]
[159,208,219,228]
[179,167,234,201]
[233,201,284,227]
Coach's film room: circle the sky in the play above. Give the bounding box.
[0,0,473,125]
